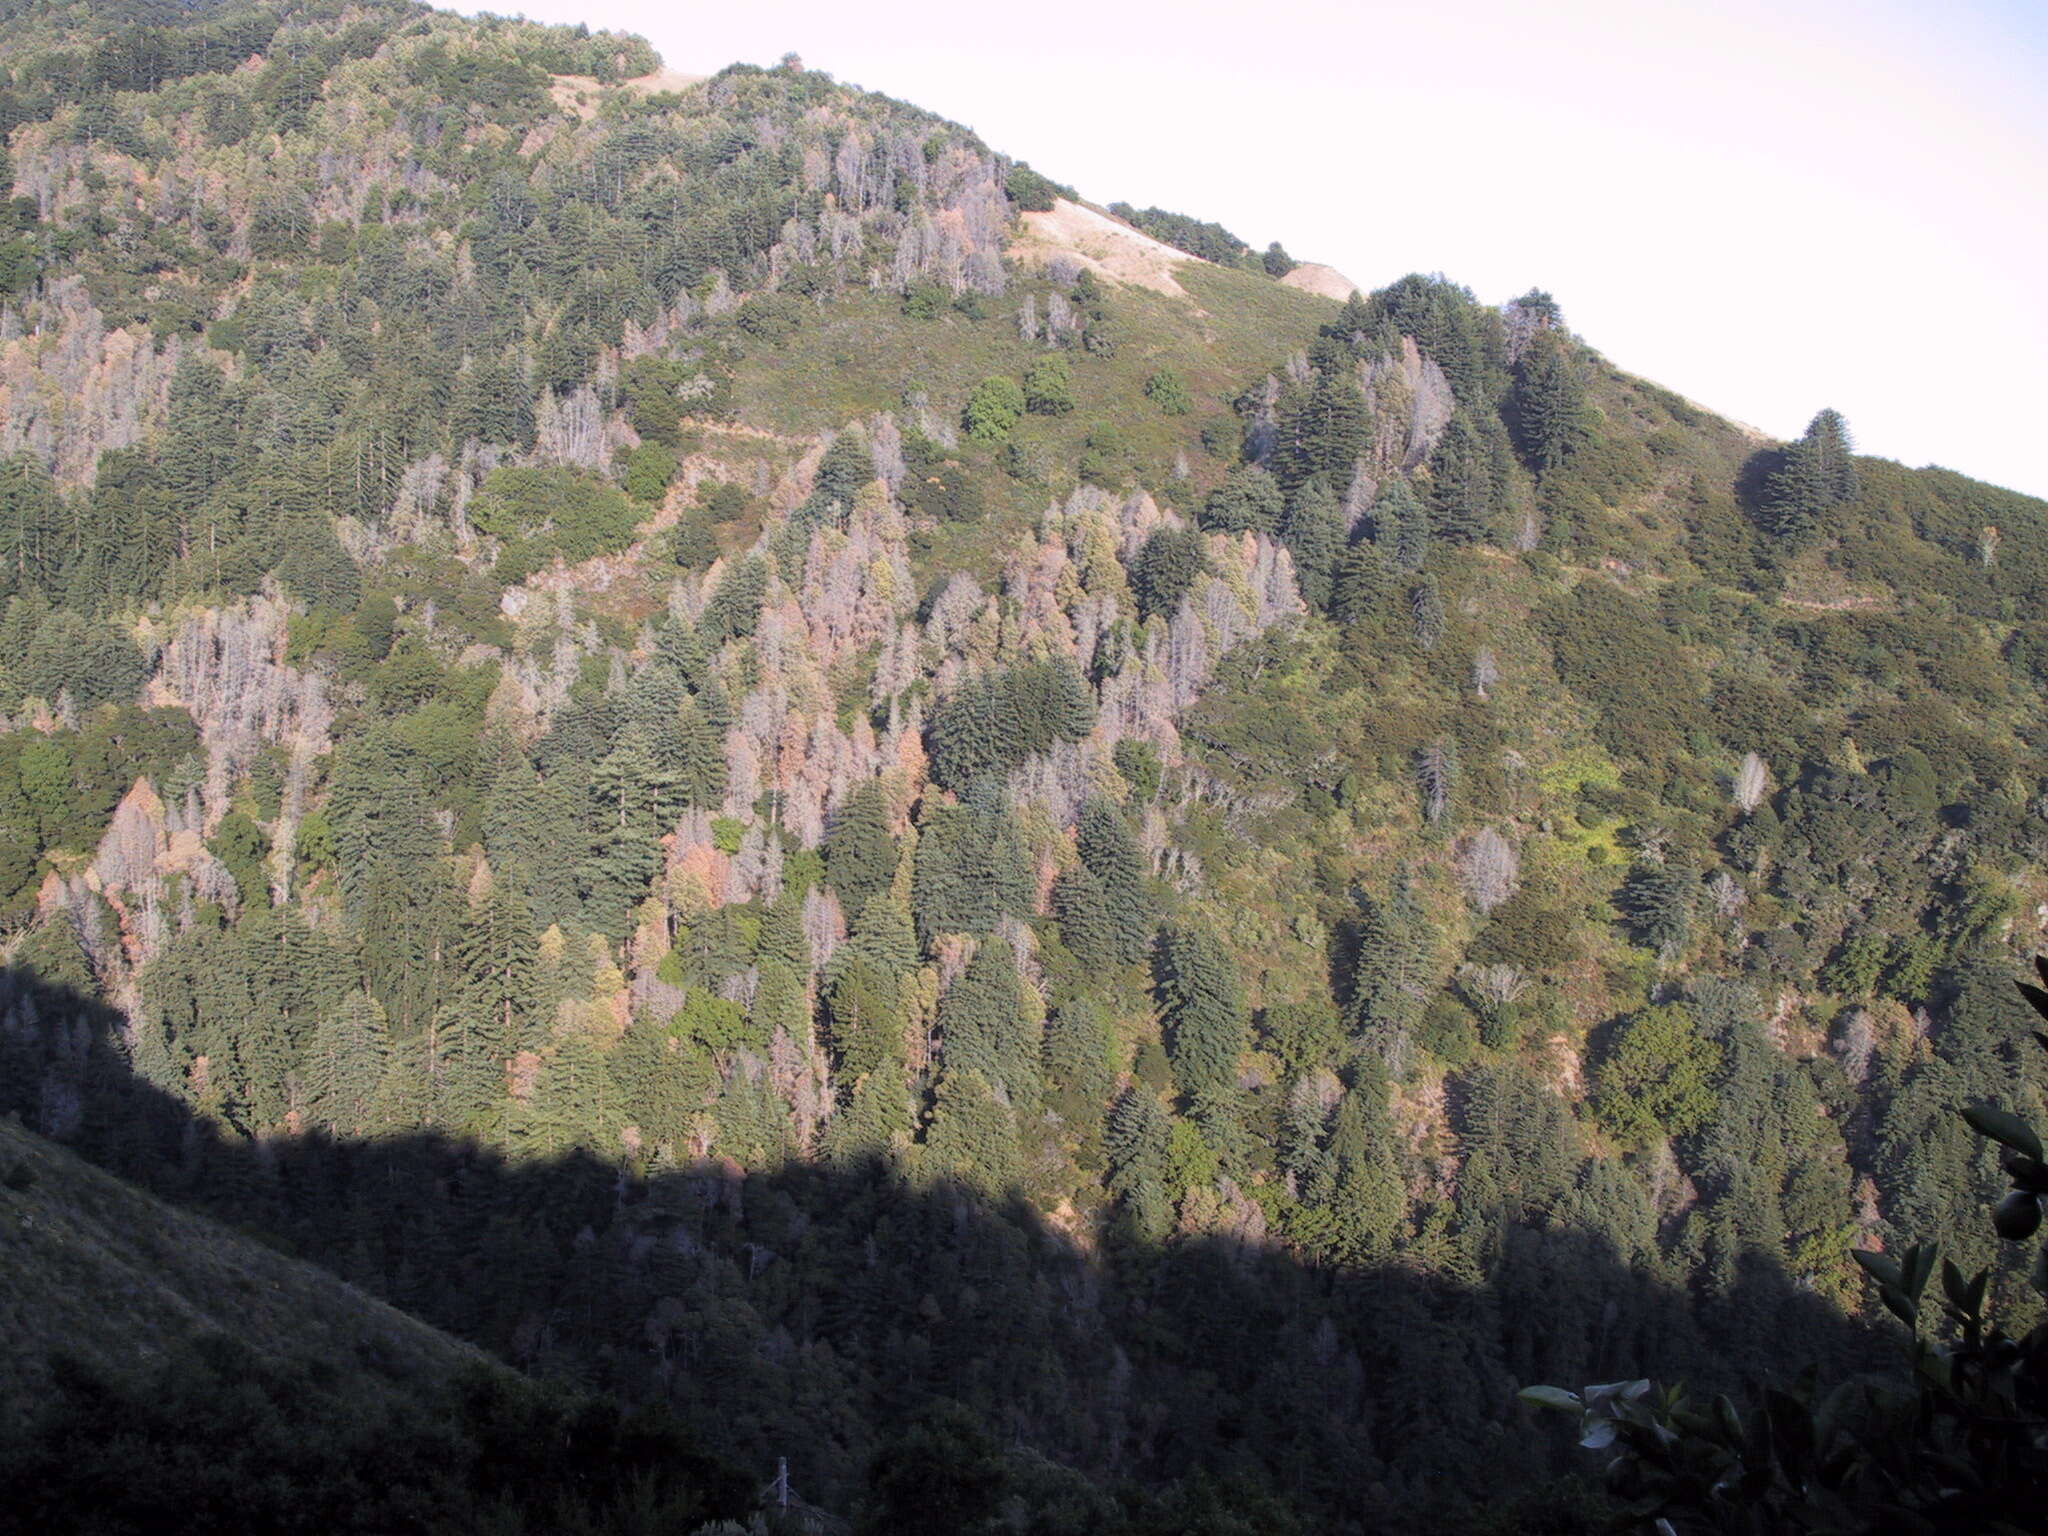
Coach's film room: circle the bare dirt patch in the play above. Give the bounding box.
[1279,262,1360,302]
[624,68,704,95]
[1008,198,1199,298]
[547,74,601,119]
[550,69,704,121]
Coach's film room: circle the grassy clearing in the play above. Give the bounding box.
[724,266,1337,510]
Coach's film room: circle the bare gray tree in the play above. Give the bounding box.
[1458,826,1519,912]
[1418,740,1455,825]
[1472,646,1499,699]
[1733,751,1769,813]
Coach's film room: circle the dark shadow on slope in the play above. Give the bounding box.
[0,961,1891,1530]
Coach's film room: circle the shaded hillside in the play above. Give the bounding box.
[1,961,1887,1532]
[0,1110,480,1428]
[1,1,2047,1529]
[0,1108,752,1535]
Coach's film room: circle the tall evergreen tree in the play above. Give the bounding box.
[1157,923,1247,1103]
[1427,413,1496,545]
[1348,882,1434,1061]
[1511,330,1592,473]
[1051,864,1115,969]
[1106,1085,1174,1241]
[1764,408,1859,544]
[1281,474,1343,611]
[456,871,538,1052]
[305,992,392,1136]
[1075,798,1152,963]
[937,938,1038,1107]
[923,1067,1021,1197]
[824,781,896,921]
[911,798,1031,944]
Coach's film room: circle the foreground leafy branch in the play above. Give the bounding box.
[1523,961,2048,1533]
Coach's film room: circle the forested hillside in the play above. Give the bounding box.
[5,1,2048,1528]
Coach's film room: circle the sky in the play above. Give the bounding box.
[472,0,2048,497]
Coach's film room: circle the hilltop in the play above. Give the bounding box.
[2,1,2047,1528]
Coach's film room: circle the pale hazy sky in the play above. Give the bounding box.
[473,0,2048,498]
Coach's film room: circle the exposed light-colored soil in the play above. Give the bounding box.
[548,74,601,118]
[1008,198,1198,298]
[550,69,705,120]
[624,68,705,95]
[1279,262,1361,302]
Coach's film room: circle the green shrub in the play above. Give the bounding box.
[1023,356,1075,416]
[470,466,640,578]
[623,443,677,504]
[1005,164,1065,212]
[963,376,1025,443]
[1144,368,1192,415]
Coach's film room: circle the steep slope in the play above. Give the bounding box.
[0,1112,483,1429]
[0,1113,750,1533]
[2,0,2048,1529]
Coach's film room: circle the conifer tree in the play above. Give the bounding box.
[305,992,392,1136]
[1511,330,1592,473]
[825,954,901,1081]
[1157,923,1247,1103]
[808,430,875,514]
[912,799,1031,943]
[673,696,726,809]
[1075,798,1152,962]
[923,1067,1020,1197]
[1202,464,1283,535]
[1281,475,1343,610]
[1052,864,1116,969]
[1348,883,1434,1059]
[1044,998,1116,1120]
[418,1002,502,1128]
[1410,576,1446,652]
[582,723,680,934]
[698,555,768,643]
[1764,408,1858,544]
[1106,1085,1174,1240]
[484,761,580,930]
[1367,480,1428,571]
[1129,525,1208,621]
[757,893,810,970]
[1318,1074,1408,1260]
[842,891,920,977]
[456,873,537,1052]
[1331,540,1394,627]
[828,1062,915,1165]
[1427,414,1495,545]
[358,857,459,1039]
[1273,370,1368,489]
[528,1032,617,1155]
[937,938,1037,1107]
[824,781,896,920]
